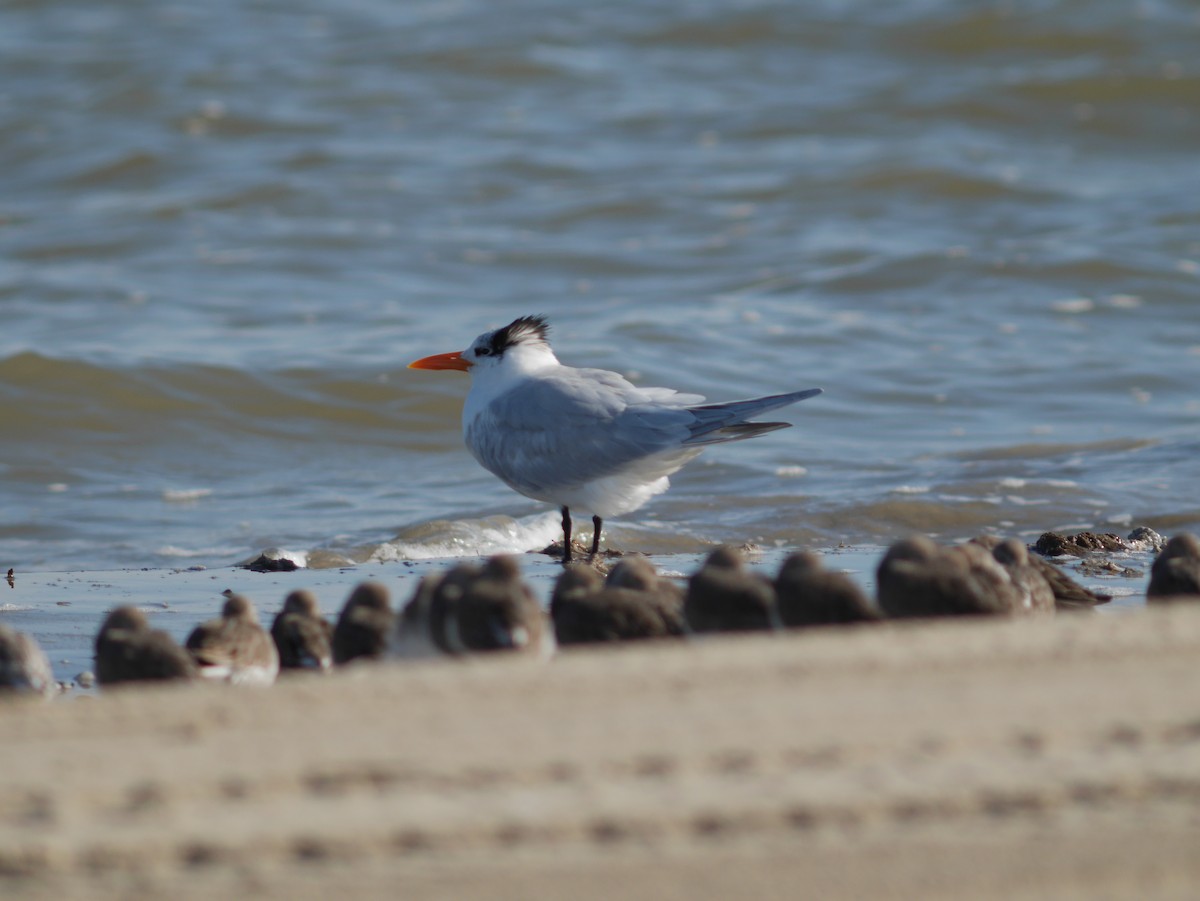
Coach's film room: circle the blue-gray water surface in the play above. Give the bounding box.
[2,0,1199,571]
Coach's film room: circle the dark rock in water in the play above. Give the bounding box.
[877,537,1026,619]
[332,582,394,664]
[552,558,685,645]
[1147,533,1200,602]
[271,590,334,672]
[0,624,55,698]
[241,549,300,572]
[685,546,777,633]
[774,551,880,627]
[1077,559,1142,578]
[96,606,197,686]
[533,540,622,560]
[1034,531,1128,557]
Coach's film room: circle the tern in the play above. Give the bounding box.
[409,315,822,562]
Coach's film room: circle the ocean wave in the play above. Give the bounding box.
[365,513,563,563]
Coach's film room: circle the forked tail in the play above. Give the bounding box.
[683,388,822,446]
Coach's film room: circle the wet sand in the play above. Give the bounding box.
[3,585,1199,900]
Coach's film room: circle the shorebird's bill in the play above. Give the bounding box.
[408,351,472,371]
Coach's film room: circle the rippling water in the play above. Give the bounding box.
[3,0,1199,571]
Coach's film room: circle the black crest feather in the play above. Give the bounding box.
[489,315,550,354]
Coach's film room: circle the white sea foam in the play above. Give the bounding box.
[1100,586,1140,599]
[157,543,292,564]
[890,485,931,495]
[1050,297,1095,314]
[775,465,808,477]
[369,512,562,562]
[1107,294,1142,308]
[162,488,213,503]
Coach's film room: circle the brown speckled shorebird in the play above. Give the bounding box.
[972,535,1108,611]
[185,594,279,685]
[551,557,685,645]
[774,551,880,627]
[877,536,1025,619]
[1147,533,1200,601]
[394,563,479,658]
[270,590,333,673]
[684,546,778,633]
[395,557,553,658]
[0,623,55,698]
[95,606,197,686]
[332,582,394,665]
[980,538,1056,615]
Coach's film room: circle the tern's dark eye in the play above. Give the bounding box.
[475,346,492,357]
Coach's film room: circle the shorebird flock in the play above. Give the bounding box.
[1,530,1198,698]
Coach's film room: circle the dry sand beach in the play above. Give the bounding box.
[3,577,1200,900]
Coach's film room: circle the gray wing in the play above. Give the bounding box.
[465,369,703,498]
[466,369,822,499]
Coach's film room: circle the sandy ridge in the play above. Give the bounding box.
[2,603,1199,899]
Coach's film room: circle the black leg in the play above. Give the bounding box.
[560,506,572,563]
[590,515,602,555]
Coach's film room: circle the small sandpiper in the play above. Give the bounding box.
[394,556,554,658]
[1147,533,1200,601]
[95,606,197,686]
[877,536,1023,619]
[773,551,880,627]
[185,594,279,685]
[0,624,56,698]
[333,582,395,665]
[976,535,1111,611]
[972,537,1055,615]
[270,590,334,673]
[684,546,779,633]
[551,557,685,644]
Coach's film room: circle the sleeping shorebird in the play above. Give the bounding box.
[270,590,334,673]
[393,556,553,658]
[550,556,685,645]
[1147,533,1200,601]
[971,535,1110,611]
[684,546,779,633]
[332,582,395,665]
[185,594,279,685]
[95,606,197,685]
[773,551,880,626]
[0,624,56,698]
[877,537,1045,619]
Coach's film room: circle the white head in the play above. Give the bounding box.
[408,315,558,378]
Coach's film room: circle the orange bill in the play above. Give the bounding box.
[408,351,472,371]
